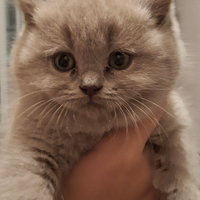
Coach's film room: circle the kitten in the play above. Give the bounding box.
[0,0,200,199]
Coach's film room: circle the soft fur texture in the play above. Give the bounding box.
[0,0,200,199]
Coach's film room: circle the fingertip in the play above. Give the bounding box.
[136,108,165,146]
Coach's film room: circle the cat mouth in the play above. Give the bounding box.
[64,96,108,111]
[85,100,103,108]
[76,96,106,110]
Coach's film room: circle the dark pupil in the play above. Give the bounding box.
[114,53,125,66]
[59,55,70,68]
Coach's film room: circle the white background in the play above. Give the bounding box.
[176,0,200,137]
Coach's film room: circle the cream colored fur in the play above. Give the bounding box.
[0,0,199,200]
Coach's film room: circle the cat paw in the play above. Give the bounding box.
[160,187,200,200]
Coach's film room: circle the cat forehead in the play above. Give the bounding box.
[32,0,153,53]
[34,0,151,31]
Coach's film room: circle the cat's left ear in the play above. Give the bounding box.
[139,0,172,26]
[150,0,172,26]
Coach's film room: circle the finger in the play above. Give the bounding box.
[95,107,165,154]
[136,107,165,146]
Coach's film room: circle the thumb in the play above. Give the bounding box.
[135,107,165,148]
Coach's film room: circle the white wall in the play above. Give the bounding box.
[176,0,200,134]
[0,0,8,127]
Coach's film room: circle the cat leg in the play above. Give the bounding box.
[0,130,100,200]
[152,128,200,200]
[0,144,61,200]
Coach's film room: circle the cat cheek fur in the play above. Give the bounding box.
[0,0,200,200]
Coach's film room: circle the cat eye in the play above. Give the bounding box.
[109,52,131,70]
[53,53,75,72]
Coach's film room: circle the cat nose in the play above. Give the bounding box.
[79,72,103,97]
[79,85,103,97]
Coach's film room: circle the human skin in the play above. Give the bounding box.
[63,109,163,200]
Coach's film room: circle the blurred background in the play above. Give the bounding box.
[176,0,200,140]
[0,0,200,139]
[0,0,23,137]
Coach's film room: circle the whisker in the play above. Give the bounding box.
[63,101,76,137]
[56,104,67,132]
[29,100,59,143]
[116,96,139,135]
[133,98,172,146]
[114,101,129,136]
[16,96,63,120]
[139,97,174,119]
[129,101,166,146]
[16,99,47,120]
[13,90,47,104]
[117,96,157,148]
[106,100,118,126]
[59,102,70,133]
[43,103,66,134]
[38,103,60,130]
[131,109,152,147]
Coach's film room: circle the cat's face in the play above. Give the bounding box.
[12,0,179,129]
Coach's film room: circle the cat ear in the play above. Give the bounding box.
[139,0,172,26]
[149,0,172,26]
[15,0,44,26]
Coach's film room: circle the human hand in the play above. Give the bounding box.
[62,109,164,200]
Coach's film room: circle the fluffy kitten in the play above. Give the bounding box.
[0,0,199,199]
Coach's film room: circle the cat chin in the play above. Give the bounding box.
[60,105,152,136]
[61,111,150,136]
[62,113,114,135]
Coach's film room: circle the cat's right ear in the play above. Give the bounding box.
[15,0,42,26]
